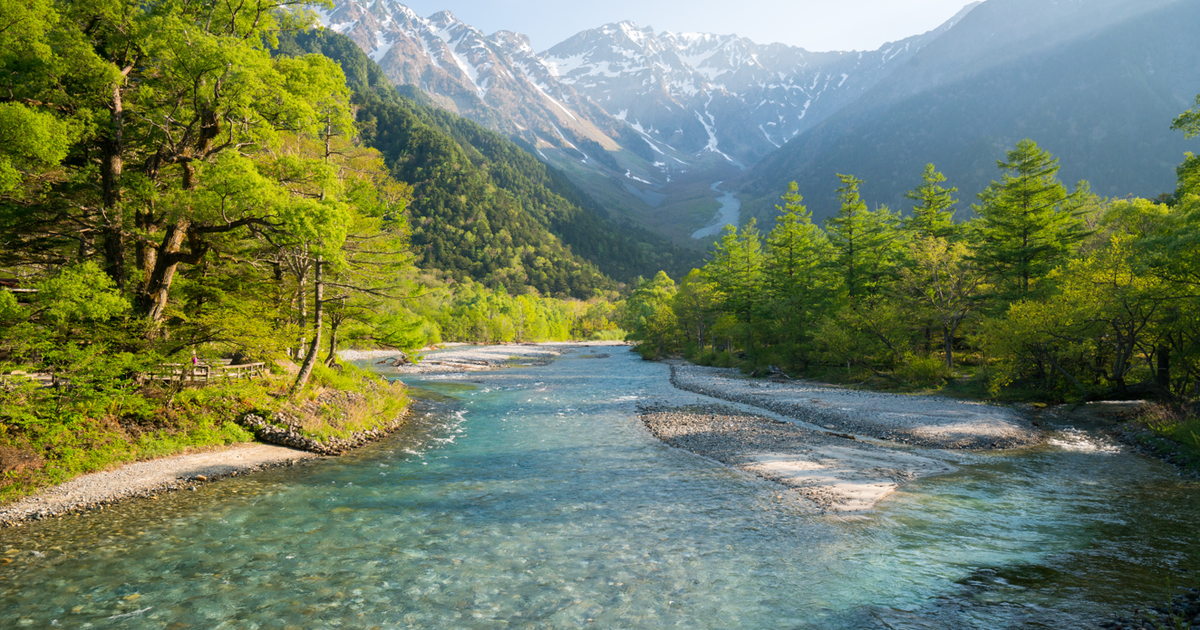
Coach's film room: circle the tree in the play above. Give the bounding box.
[705,221,764,350]
[619,271,679,357]
[900,237,988,369]
[763,182,837,366]
[904,164,960,240]
[972,139,1089,303]
[673,269,717,353]
[1172,94,1200,139]
[825,174,905,301]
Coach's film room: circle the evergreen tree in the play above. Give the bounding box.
[706,220,764,326]
[904,164,960,240]
[764,182,837,366]
[825,174,905,301]
[972,139,1089,302]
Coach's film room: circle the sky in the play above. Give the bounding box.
[390,0,978,52]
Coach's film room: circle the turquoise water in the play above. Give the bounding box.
[1,348,1197,628]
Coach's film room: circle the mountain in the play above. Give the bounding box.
[740,0,1200,222]
[315,0,648,167]
[314,1,981,245]
[541,9,976,166]
[277,30,702,295]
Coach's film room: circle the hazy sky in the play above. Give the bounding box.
[392,0,977,52]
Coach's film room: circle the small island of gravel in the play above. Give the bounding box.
[636,360,1041,514]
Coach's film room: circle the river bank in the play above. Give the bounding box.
[0,344,617,526]
[0,361,410,525]
[352,340,630,375]
[0,444,317,526]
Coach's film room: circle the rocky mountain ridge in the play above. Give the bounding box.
[317,0,978,170]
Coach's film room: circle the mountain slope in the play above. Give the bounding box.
[314,1,987,245]
[278,29,701,293]
[541,10,976,166]
[740,0,1200,222]
[316,0,644,162]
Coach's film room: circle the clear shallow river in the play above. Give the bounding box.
[2,348,1198,629]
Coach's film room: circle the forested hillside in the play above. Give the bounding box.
[277,30,701,295]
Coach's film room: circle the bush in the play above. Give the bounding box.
[897,352,951,387]
[588,328,627,342]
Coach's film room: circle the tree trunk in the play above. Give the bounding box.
[943,324,955,370]
[101,81,126,291]
[1156,344,1171,389]
[292,257,324,394]
[139,220,190,322]
[325,311,342,367]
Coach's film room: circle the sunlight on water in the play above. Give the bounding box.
[1,349,1197,628]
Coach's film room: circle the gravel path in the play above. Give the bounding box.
[670,363,1040,449]
[0,444,317,527]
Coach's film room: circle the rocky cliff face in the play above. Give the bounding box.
[317,0,626,157]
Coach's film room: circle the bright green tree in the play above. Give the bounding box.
[900,237,988,369]
[825,174,906,301]
[706,220,765,327]
[904,164,960,240]
[971,139,1089,303]
[620,271,679,357]
[764,182,837,366]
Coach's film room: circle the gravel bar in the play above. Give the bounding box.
[670,362,1041,449]
[640,402,956,513]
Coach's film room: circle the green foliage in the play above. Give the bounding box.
[972,139,1090,302]
[34,261,130,327]
[826,174,907,301]
[762,183,838,365]
[1172,94,1200,140]
[904,164,960,240]
[619,272,680,357]
[897,352,953,388]
[0,102,78,195]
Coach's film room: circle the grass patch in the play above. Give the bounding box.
[1136,405,1200,474]
[0,363,409,505]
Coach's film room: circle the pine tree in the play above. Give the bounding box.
[707,220,764,326]
[764,182,836,365]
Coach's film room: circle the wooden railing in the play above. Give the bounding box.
[141,362,266,383]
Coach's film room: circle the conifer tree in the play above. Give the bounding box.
[764,182,836,364]
[707,220,764,325]
[904,164,960,240]
[972,139,1089,302]
[826,175,905,301]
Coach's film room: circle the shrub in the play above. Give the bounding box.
[898,352,951,387]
